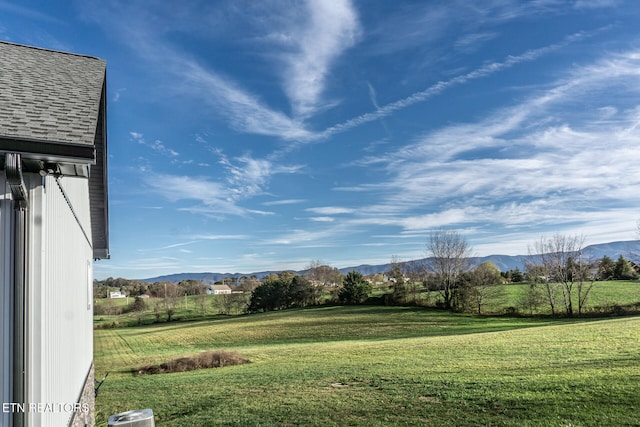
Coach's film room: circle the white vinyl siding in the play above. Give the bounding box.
[26,174,94,427]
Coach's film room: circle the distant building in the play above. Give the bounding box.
[206,284,233,295]
[0,41,108,426]
[109,291,126,299]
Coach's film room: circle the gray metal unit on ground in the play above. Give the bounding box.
[108,409,155,427]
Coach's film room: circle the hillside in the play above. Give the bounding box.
[140,239,640,283]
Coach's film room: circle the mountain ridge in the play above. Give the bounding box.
[139,240,640,284]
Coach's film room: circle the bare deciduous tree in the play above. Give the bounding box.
[427,228,472,310]
[527,233,594,316]
[306,260,343,286]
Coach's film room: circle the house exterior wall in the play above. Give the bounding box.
[208,285,233,295]
[25,174,94,426]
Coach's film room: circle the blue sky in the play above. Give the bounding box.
[2,0,640,279]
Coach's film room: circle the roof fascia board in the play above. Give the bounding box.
[0,138,95,165]
[90,75,109,260]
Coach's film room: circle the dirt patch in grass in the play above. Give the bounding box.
[137,350,249,375]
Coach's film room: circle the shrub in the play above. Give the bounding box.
[137,350,249,375]
[127,297,147,313]
[503,306,519,316]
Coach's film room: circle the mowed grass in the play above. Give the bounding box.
[94,306,640,426]
[430,280,640,315]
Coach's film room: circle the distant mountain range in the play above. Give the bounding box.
[141,240,640,284]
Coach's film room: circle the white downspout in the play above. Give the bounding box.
[5,153,28,427]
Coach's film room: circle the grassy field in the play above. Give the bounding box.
[94,305,640,426]
[490,280,640,314]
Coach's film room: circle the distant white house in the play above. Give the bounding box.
[206,284,232,295]
[109,291,126,299]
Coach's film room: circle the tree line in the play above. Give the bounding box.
[95,229,639,319]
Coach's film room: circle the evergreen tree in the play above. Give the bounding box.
[338,271,372,304]
[511,267,524,283]
[614,255,637,280]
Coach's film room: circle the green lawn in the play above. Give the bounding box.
[491,280,640,314]
[94,306,640,426]
[407,280,640,315]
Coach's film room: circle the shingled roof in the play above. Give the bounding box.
[0,41,109,259]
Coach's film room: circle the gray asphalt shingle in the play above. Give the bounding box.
[0,41,106,146]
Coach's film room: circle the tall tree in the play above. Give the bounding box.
[427,228,472,310]
[528,234,594,316]
[614,255,637,280]
[288,275,321,307]
[388,255,407,304]
[248,279,286,312]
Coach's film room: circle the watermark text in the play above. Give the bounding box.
[2,402,89,413]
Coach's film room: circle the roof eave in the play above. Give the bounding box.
[0,137,96,165]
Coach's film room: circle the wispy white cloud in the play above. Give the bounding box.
[573,0,620,9]
[454,31,497,52]
[306,206,356,215]
[80,0,360,142]
[188,234,249,240]
[262,199,306,206]
[81,1,316,141]
[367,82,381,110]
[137,241,198,252]
[320,29,598,139]
[261,224,349,246]
[179,60,314,139]
[143,150,303,219]
[348,47,640,241]
[309,217,335,223]
[130,132,179,157]
[142,173,246,218]
[365,0,591,56]
[159,241,198,249]
[282,0,360,118]
[216,151,304,200]
[112,88,126,102]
